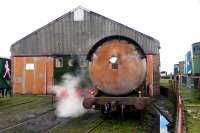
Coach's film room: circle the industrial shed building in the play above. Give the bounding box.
[10,6,160,95]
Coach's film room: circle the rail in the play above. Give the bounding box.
[0,108,55,133]
[86,119,106,133]
[169,80,186,133]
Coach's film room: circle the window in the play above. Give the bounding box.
[74,8,84,21]
[79,55,88,68]
[68,58,74,67]
[25,64,35,70]
[55,57,63,68]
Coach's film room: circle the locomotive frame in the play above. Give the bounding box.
[83,35,160,115]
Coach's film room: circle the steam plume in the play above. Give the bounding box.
[52,74,87,118]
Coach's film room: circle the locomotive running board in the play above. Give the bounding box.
[83,97,152,110]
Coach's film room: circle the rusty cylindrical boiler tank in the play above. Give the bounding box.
[88,38,146,96]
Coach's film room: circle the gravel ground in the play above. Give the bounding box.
[0,95,66,133]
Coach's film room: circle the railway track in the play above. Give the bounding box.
[86,119,106,133]
[0,96,51,110]
[0,108,55,133]
[0,96,174,133]
[0,100,33,110]
[44,118,70,133]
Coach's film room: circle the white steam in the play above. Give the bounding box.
[52,74,87,118]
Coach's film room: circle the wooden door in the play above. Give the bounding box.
[25,57,34,94]
[13,57,54,94]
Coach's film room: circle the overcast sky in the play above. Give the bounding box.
[0,0,200,73]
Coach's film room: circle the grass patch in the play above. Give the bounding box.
[180,86,200,133]
[185,106,200,133]
[51,109,157,133]
[51,116,145,133]
[94,118,144,133]
[50,112,104,133]
[160,79,170,88]
[181,86,200,105]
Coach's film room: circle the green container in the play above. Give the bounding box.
[192,55,200,76]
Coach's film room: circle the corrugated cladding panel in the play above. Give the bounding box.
[11,8,160,56]
[64,16,71,54]
[50,23,55,54]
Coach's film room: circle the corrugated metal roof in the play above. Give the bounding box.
[10,6,160,56]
